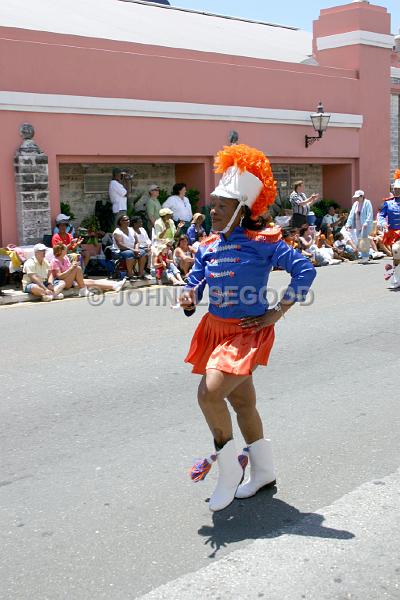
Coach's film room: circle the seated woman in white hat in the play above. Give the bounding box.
[179,143,317,512]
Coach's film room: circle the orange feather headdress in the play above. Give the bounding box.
[213,144,277,217]
[394,169,400,180]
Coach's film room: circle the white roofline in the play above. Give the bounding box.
[118,0,300,31]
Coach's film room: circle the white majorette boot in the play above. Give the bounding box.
[190,440,248,511]
[235,438,276,499]
[209,439,244,512]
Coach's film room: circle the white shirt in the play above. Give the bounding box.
[109,179,127,213]
[135,227,151,248]
[112,227,137,251]
[321,213,339,227]
[163,195,193,222]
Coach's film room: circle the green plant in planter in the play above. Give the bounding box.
[158,188,169,205]
[187,188,200,214]
[312,199,341,219]
[60,202,75,221]
[80,216,101,243]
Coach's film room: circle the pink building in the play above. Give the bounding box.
[0,0,399,245]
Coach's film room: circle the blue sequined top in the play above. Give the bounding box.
[378,198,400,231]
[184,227,316,319]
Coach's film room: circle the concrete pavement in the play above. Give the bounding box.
[140,468,400,600]
[0,260,399,599]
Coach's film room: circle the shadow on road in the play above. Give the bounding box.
[198,486,355,558]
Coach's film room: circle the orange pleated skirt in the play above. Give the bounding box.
[383,229,400,246]
[185,312,275,376]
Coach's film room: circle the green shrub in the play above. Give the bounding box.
[312,199,341,219]
[60,202,75,221]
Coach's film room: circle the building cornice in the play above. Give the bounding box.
[0,91,363,128]
[317,30,394,51]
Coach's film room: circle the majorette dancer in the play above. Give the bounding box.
[179,144,316,512]
[380,170,400,289]
[379,170,400,247]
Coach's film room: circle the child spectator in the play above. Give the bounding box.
[282,228,299,249]
[173,234,195,277]
[333,233,354,261]
[154,241,185,285]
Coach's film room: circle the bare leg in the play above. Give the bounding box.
[84,278,115,292]
[138,255,147,276]
[74,265,86,288]
[53,280,66,295]
[28,284,51,298]
[125,258,135,277]
[197,369,251,446]
[227,377,263,445]
[59,269,78,290]
[180,257,194,276]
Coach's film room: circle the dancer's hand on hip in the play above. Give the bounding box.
[240,309,281,332]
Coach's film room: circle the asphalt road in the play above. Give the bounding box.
[1,261,399,599]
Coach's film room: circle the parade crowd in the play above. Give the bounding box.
[3,168,400,302]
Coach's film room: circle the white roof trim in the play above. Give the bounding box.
[119,0,298,31]
[317,30,394,51]
[0,0,312,64]
[0,91,364,128]
[392,67,400,79]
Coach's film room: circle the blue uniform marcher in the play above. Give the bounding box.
[179,143,316,512]
[378,171,400,247]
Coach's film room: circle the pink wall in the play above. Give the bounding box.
[0,26,360,112]
[0,109,363,243]
[0,1,394,244]
[314,2,392,208]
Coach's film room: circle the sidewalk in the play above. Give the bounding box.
[140,468,400,600]
[0,278,154,306]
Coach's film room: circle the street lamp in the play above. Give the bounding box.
[305,102,331,148]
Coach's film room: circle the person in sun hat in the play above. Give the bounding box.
[179,143,316,512]
[346,190,374,264]
[378,169,400,249]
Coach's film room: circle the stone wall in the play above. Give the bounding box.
[59,162,324,225]
[391,93,399,175]
[272,164,323,205]
[59,163,176,226]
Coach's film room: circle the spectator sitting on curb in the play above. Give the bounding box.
[51,215,83,251]
[51,243,126,295]
[190,230,207,253]
[369,221,391,257]
[333,233,356,261]
[154,240,185,286]
[154,208,184,243]
[187,213,206,245]
[317,224,346,261]
[173,234,195,277]
[53,213,76,237]
[112,215,139,281]
[282,227,300,249]
[321,206,344,232]
[130,216,153,280]
[22,243,65,301]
